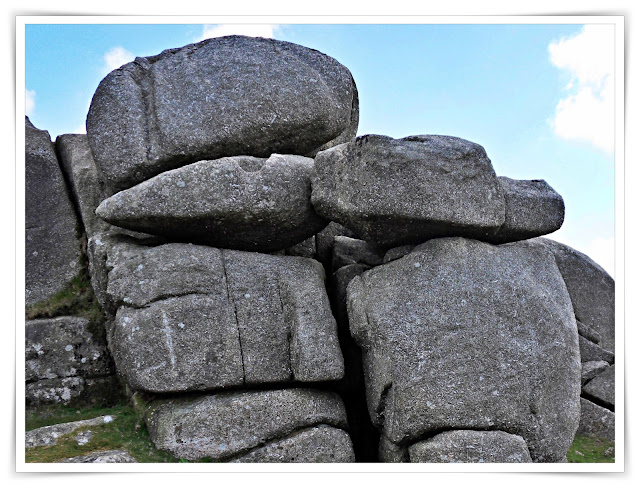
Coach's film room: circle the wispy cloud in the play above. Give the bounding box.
[103,46,135,75]
[548,25,614,155]
[26,89,36,116]
[198,24,280,42]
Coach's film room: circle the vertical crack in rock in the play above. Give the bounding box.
[160,310,177,370]
[276,272,295,381]
[221,250,246,384]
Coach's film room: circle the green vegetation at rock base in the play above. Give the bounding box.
[566,435,615,463]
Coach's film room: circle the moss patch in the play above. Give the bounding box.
[25,404,180,463]
[567,435,615,463]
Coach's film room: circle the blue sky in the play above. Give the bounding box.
[23,22,616,275]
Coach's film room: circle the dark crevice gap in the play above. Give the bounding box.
[220,251,246,385]
[581,392,615,412]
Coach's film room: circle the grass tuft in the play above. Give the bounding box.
[566,435,615,463]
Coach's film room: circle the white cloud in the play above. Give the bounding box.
[199,24,279,42]
[548,25,615,154]
[580,236,615,278]
[26,89,36,116]
[103,46,135,75]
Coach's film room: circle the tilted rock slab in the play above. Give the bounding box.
[61,450,137,463]
[86,35,359,193]
[104,240,343,392]
[583,364,615,410]
[25,117,81,305]
[577,398,615,441]
[144,389,352,461]
[487,177,564,244]
[26,317,113,382]
[26,415,116,448]
[408,430,532,463]
[311,134,507,248]
[96,154,327,253]
[516,238,615,352]
[347,237,581,462]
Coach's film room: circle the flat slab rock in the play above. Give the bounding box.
[26,316,112,382]
[347,237,581,462]
[583,364,615,409]
[408,430,532,463]
[104,240,343,393]
[144,388,351,461]
[87,35,358,193]
[577,398,615,441]
[517,238,615,352]
[26,376,123,407]
[312,134,507,248]
[61,449,137,463]
[26,415,115,448]
[96,154,327,253]
[25,117,81,305]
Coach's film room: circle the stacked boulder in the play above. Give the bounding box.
[27,34,615,463]
[80,35,359,463]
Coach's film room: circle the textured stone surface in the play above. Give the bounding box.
[56,134,111,236]
[332,236,384,271]
[577,320,602,345]
[86,35,359,193]
[61,450,138,463]
[231,425,355,463]
[383,245,415,264]
[583,365,615,409]
[144,389,349,461]
[408,430,532,463]
[517,238,615,351]
[378,435,409,463]
[581,361,610,386]
[284,236,316,259]
[104,240,343,392]
[487,177,564,243]
[25,376,123,407]
[26,415,115,448]
[25,117,81,305]
[579,335,614,364]
[347,237,581,462]
[96,154,327,252]
[26,317,112,382]
[315,222,357,269]
[312,134,506,248]
[577,398,615,441]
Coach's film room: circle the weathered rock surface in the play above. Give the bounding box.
[25,117,81,305]
[577,398,615,441]
[583,365,615,409]
[284,236,317,259]
[56,134,110,236]
[312,135,506,248]
[26,415,115,448]
[96,154,327,252]
[581,361,610,386]
[487,177,564,243]
[408,430,533,463]
[61,449,138,463]
[26,376,123,407]
[347,237,581,462]
[315,222,357,269]
[86,35,359,193]
[577,320,602,345]
[231,425,355,463]
[579,335,614,364]
[26,317,112,382]
[144,389,350,461]
[332,236,384,271]
[517,238,615,351]
[104,240,343,392]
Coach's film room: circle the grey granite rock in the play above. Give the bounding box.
[96,154,327,253]
[382,245,415,264]
[61,449,138,463]
[516,238,615,351]
[311,134,506,248]
[378,435,409,463]
[284,236,317,259]
[25,376,123,407]
[26,317,112,382]
[347,237,581,462]
[487,177,564,244]
[581,361,610,386]
[144,389,349,461]
[577,320,602,345]
[26,415,116,448]
[583,365,615,409]
[332,236,384,271]
[231,425,355,463]
[104,240,343,392]
[579,335,614,364]
[86,35,359,193]
[315,222,357,269]
[577,398,615,441]
[56,134,111,236]
[25,117,81,305]
[408,430,532,463]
